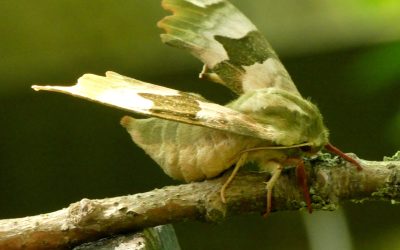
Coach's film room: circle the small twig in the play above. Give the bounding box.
[0,153,399,249]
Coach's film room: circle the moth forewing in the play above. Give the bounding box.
[158,0,301,96]
[33,71,285,142]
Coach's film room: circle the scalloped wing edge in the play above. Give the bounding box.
[158,0,300,96]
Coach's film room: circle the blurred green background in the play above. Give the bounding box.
[1,0,399,249]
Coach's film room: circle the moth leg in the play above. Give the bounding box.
[295,159,312,213]
[220,152,249,203]
[285,158,312,213]
[263,162,283,218]
[325,143,362,171]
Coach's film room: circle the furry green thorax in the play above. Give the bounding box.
[229,87,329,149]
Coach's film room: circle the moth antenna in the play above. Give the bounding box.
[241,142,313,153]
[325,143,362,171]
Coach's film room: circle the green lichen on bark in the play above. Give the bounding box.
[371,151,400,203]
[383,151,400,161]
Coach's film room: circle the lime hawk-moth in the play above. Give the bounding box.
[33,0,361,215]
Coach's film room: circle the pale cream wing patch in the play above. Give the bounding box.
[32,71,279,141]
[158,0,300,95]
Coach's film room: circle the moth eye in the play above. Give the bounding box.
[300,146,312,152]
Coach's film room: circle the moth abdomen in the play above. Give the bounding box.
[121,115,255,182]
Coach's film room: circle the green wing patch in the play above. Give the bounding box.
[158,0,299,95]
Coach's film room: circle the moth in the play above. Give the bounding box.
[32,0,361,215]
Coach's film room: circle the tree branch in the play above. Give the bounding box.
[1,152,399,249]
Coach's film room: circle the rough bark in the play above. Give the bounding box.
[0,152,399,250]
